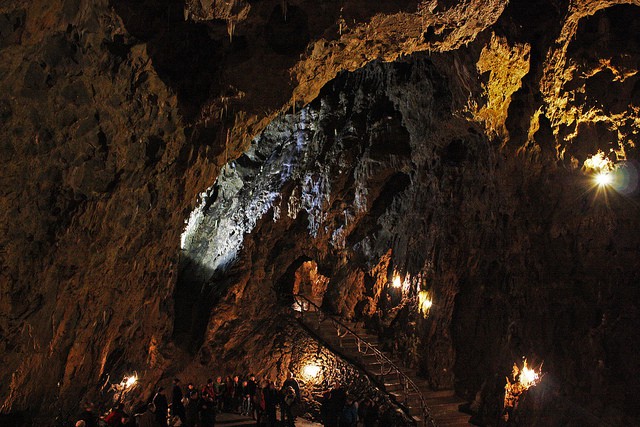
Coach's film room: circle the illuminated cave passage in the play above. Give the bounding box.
[175,51,640,426]
[2,0,640,426]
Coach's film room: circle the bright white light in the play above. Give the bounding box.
[302,364,321,379]
[392,275,402,288]
[583,151,613,172]
[124,375,137,389]
[181,190,209,250]
[595,172,613,186]
[520,367,538,387]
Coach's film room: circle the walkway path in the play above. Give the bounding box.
[298,310,473,426]
[216,412,322,426]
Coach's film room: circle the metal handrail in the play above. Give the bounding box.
[292,294,435,427]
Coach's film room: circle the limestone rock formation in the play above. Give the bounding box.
[1,0,639,425]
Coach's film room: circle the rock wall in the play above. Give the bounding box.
[1,0,639,425]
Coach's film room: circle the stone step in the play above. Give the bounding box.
[424,394,464,405]
[340,335,380,345]
[420,389,456,399]
[389,390,422,403]
[435,411,472,421]
[430,403,466,417]
[435,419,474,427]
[383,382,407,392]
[412,411,472,427]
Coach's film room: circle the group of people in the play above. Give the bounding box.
[72,372,392,427]
[319,382,381,427]
[73,372,303,427]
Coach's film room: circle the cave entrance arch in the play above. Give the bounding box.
[275,256,329,308]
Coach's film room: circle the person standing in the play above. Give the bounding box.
[282,372,300,402]
[200,389,217,427]
[172,378,186,423]
[253,380,267,426]
[153,387,169,426]
[280,386,297,427]
[135,403,159,427]
[77,402,98,427]
[246,375,257,419]
[358,398,378,427]
[339,395,358,427]
[263,381,278,427]
[185,390,200,427]
[320,389,338,427]
[214,376,226,413]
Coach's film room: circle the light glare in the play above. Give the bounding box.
[583,151,613,172]
[418,290,433,318]
[503,358,543,420]
[392,275,402,288]
[124,375,137,389]
[302,364,321,379]
[595,172,613,186]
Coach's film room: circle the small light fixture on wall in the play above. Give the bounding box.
[418,290,433,318]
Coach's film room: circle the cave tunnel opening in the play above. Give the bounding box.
[274,255,313,306]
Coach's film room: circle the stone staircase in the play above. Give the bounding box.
[295,303,473,427]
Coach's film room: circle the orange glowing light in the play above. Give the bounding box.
[392,275,402,288]
[418,291,433,317]
[583,151,614,173]
[124,375,138,389]
[503,359,543,419]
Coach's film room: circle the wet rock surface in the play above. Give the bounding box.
[0,0,639,426]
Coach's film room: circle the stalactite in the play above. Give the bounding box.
[227,18,235,43]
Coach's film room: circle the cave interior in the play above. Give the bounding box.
[1,0,640,426]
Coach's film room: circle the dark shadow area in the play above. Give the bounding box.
[109,0,426,121]
[496,0,568,49]
[632,79,640,107]
[441,138,468,166]
[109,0,222,120]
[172,256,219,353]
[265,4,309,55]
[369,110,412,160]
[339,0,419,26]
[0,412,30,427]
[274,255,312,305]
[0,8,26,49]
[568,4,640,58]
[568,5,640,114]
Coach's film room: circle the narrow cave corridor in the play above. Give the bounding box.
[1,0,640,427]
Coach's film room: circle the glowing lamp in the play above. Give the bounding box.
[594,172,613,187]
[302,364,321,380]
[503,358,543,420]
[392,275,402,288]
[519,366,538,388]
[124,375,138,389]
[418,290,433,317]
[583,151,613,172]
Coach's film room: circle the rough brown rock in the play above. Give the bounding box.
[1,0,639,426]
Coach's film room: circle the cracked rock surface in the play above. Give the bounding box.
[1,0,639,425]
